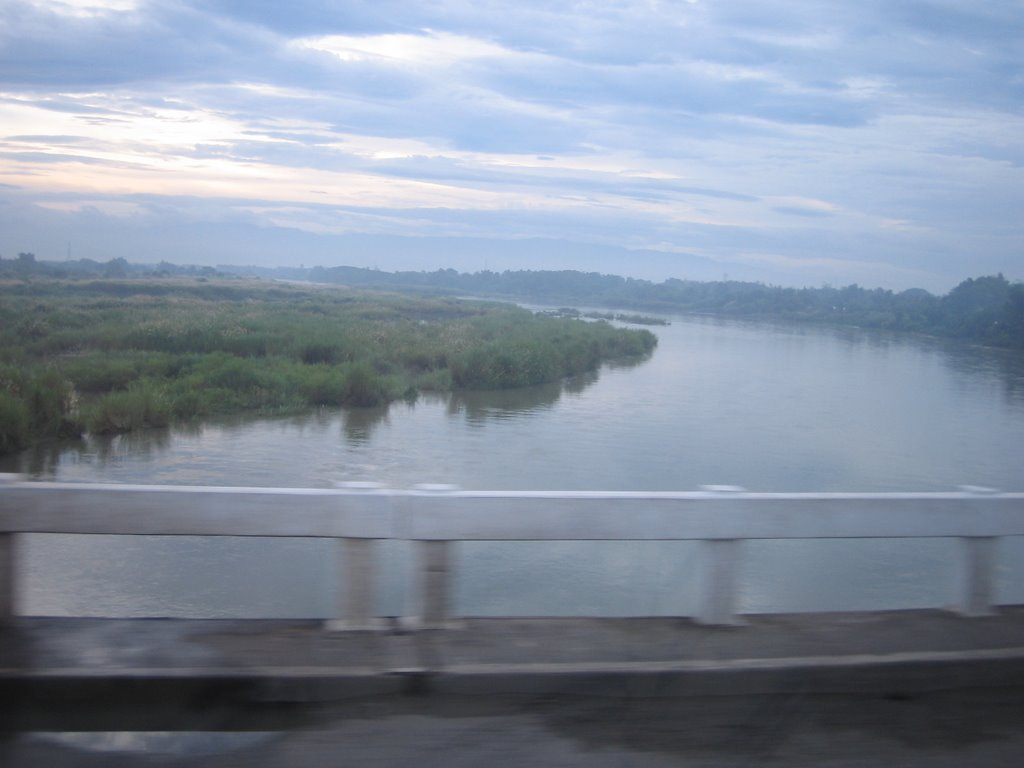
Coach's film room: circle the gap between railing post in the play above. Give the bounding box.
[698,539,742,625]
[420,539,452,627]
[958,536,996,617]
[695,486,745,626]
[0,532,13,623]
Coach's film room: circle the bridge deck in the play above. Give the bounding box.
[3,607,1024,732]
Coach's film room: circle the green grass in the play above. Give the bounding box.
[0,277,656,449]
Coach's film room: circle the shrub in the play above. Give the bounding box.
[414,368,452,392]
[169,389,205,420]
[299,365,348,406]
[83,382,170,434]
[341,363,388,407]
[0,367,81,450]
[0,391,29,453]
[63,355,141,393]
[191,353,263,391]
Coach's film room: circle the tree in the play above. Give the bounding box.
[105,257,129,278]
[15,252,37,276]
[944,274,1010,314]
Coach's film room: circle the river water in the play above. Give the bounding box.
[6,314,1024,617]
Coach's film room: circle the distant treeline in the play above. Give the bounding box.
[226,265,1024,349]
[0,252,220,280]
[5,252,1022,348]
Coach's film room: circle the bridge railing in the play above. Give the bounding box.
[2,476,1023,627]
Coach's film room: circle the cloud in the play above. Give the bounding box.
[769,196,841,218]
[296,30,510,67]
[0,0,1021,290]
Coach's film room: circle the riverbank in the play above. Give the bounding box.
[0,278,656,452]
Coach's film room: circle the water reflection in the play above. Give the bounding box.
[26,731,277,757]
[811,320,1024,409]
[447,381,564,425]
[1,428,174,478]
[341,405,391,444]
[445,366,626,426]
[940,340,1024,409]
[601,353,655,371]
[699,312,1024,410]
[1,437,82,477]
[89,428,173,465]
[562,370,600,395]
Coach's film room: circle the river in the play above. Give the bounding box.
[5,314,1024,617]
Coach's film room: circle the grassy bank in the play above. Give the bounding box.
[0,278,656,451]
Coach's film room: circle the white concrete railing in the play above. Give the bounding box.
[1,477,1023,626]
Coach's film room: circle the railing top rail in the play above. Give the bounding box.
[2,477,1024,540]
[3,476,1024,500]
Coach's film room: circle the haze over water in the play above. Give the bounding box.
[8,315,1024,617]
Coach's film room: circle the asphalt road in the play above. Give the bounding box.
[6,611,1024,765]
[4,687,1024,767]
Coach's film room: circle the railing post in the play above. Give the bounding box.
[958,536,996,617]
[411,485,458,628]
[420,540,452,627]
[697,539,742,625]
[0,532,13,623]
[326,482,386,631]
[0,474,17,623]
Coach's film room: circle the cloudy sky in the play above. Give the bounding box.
[1,0,1022,291]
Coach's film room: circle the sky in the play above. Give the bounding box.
[1,0,1022,292]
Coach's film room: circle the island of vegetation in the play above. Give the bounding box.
[539,307,670,326]
[0,278,657,454]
